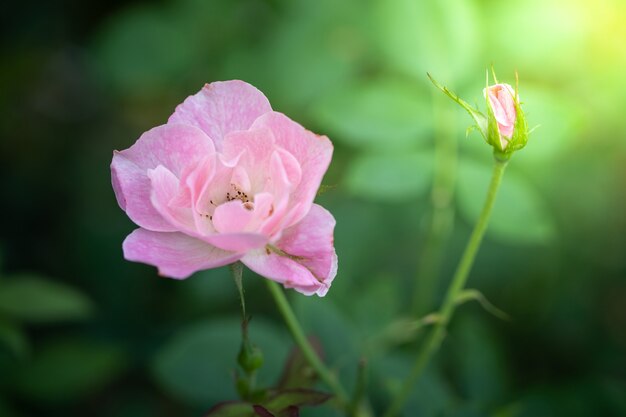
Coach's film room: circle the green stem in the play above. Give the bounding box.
[265,280,350,409]
[231,262,257,398]
[231,262,246,322]
[383,156,508,417]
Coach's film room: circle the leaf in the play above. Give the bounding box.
[365,314,440,355]
[152,317,289,407]
[312,78,432,151]
[264,389,331,410]
[277,340,323,389]
[253,405,276,417]
[344,151,434,202]
[205,401,256,417]
[456,159,556,244]
[293,297,359,391]
[0,320,28,358]
[12,339,126,404]
[0,275,94,323]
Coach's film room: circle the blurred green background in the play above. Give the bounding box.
[1,0,625,416]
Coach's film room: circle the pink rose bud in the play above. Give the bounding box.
[429,70,530,158]
[484,83,517,149]
[111,81,337,296]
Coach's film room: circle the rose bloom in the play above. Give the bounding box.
[484,83,517,149]
[111,81,337,296]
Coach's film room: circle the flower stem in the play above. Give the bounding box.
[383,156,508,417]
[231,262,246,322]
[265,280,350,409]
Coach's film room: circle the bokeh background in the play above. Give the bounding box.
[1,0,625,416]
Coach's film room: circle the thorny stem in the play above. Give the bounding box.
[265,280,351,411]
[383,156,508,417]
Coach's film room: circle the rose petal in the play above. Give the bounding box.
[112,152,176,232]
[123,228,241,279]
[148,165,196,232]
[242,204,337,296]
[252,112,333,228]
[212,193,273,233]
[205,233,268,252]
[168,80,272,150]
[221,127,276,178]
[117,124,215,176]
[111,124,215,231]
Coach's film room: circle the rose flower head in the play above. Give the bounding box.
[111,81,337,296]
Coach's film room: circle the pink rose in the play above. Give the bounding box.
[484,83,517,149]
[111,81,337,296]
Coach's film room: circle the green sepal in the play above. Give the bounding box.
[505,85,530,153]
[238,342,264,374]
[485,88,504,151]
[427,73,488,139]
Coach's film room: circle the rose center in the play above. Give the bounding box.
[223,184,255,212]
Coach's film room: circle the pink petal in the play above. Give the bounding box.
[221,127,276,173]
[111,124,215,231]
[148,165,196,232]
[205,233,268,252]
[242,204,337,296]
[117,124,215,176]
[168,80,272,150]
[212,192,274,234]
[212,200,258,234]
[251,112,333,228]
[485,84,517,139]
[123,228,241,279]
[112,152,176,232]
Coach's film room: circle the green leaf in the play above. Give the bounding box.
[344,151,434,202]
[264,389,331,411]
[0,275,94,323]
[205,401,256,417]
[13,339,126,404]
[277,341,322,389]
[253,406,276,417]
[152,317,289,407]
[293,297,359,391]
[456,159,556,244]
[312,78,432,151]
[0,320,28,358]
